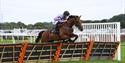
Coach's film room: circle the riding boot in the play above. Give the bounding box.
[56,25,59,34]
[54,24,58,34]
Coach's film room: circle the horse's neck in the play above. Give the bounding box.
[65,20,74,27]
[60,20,74,33]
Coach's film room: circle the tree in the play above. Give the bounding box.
[43,22,54,29]
[34,22,44,29]
[109,14,125,28]
[10,22,18,28]
[17,21,26,28]
[27,24,34,29]
[101,19,108,22]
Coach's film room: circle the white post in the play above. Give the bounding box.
[1,35,3,41]
[117,22,121,61]
[23,36,24,42]
[12,35,15,44]
[30,36,32,43]
[117,43,121,61]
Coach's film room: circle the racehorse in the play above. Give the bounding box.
[35,15,83,43]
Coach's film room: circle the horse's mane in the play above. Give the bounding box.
[61,15,80,26]
[67,15,79,20]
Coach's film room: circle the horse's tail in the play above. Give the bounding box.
[35,31,44,43]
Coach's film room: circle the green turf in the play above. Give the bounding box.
[0,39,30,44]
[58,60,120,63]
[121,42,125,63]
[0,39,14,44]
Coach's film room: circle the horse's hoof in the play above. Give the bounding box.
[71,41,75,43]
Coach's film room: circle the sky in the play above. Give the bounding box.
[0,0,124,24]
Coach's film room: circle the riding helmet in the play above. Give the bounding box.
[63,11,70,16]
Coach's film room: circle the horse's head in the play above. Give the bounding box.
[67,15,83,31]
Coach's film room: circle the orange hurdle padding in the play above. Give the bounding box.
[112,42,120,59]
[52,43,62,63]
[18,42,28,63]
[83,40,94,60]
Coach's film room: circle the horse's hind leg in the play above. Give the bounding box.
[48,40,54,43]
[35,37,40,43]
[35,31,44,43]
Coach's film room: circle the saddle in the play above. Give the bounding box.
[51,27,59,35]
[51,22,63,35]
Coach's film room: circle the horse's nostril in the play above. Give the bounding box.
[80,28,83,31]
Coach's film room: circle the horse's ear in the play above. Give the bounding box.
[79,15,81,18]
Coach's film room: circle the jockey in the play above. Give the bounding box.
[54,11,70,34]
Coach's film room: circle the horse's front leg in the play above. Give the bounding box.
[69,34,78,42]
[60,34,78,43]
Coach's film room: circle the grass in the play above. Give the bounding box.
[0,39,13,44]
[121,42,125,63]
[58,60,120,63]
[0,39,31,44]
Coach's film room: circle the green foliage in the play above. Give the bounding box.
[27,24,34,29]
[82,14,125,28]
[34,22,44,29]
[0,21,54,29]
[109,14,125,22]
[109,14,125,28]
[42,22,54,29]
[17,21,27,28]
[0,21,27,29]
